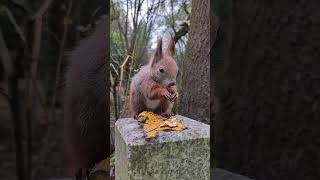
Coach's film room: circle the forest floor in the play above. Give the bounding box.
[0,95,69,180]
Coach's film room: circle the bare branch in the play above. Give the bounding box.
[43,28,61,44]
[119,55,131,87]
[33,0,53,19]
[31,0,73,178]
[125,0,129,50]
[111,1,126,50]
[0,6,26,44]
[182,0,190,16]
[0,27,13,78]
[110,72,115,87]
[48,0,73,124]
[10,0,32,13]
[29,0,54,86]
[31,18,42,61]
[0,87,11,102]
[170,0,176,33]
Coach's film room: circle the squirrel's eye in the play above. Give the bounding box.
[159,68,164,73]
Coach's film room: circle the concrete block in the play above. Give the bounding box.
[115,115,210,180]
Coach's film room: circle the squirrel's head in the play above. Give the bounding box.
[149,36,178,88]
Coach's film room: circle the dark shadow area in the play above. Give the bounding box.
[0,0,108,180]
[211,0,320,180]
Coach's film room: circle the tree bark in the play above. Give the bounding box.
[213,0,320,179]
[178,0,210,124]
[8,76,22,180]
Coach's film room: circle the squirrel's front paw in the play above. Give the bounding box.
[161,113,175,118]
[170,92,177,102]
[164,90,177,102]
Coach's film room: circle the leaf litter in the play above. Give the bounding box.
[135,111,187,139]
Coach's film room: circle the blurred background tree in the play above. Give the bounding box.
[0,0,107,179]
[177,0,210,124]
[212,0,320,179]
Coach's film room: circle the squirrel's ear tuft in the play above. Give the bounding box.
[151,36,163,66]
[167,36,175,57]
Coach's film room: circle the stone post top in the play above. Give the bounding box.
[115,115,210,146]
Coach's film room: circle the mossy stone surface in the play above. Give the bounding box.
[115,115,210,180]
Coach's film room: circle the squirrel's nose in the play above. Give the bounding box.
[168,82,176,87]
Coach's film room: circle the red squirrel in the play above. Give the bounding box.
[64,19,109,179]
[130,37,179,118]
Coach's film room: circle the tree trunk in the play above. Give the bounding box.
[9,73,29,180]
[178,0,210,124]
[213,0,320,179]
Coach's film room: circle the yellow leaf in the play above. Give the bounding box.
[158,118,186,132]
[136,111,187,139]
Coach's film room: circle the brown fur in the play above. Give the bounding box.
[130,37,178,117]
[64,19,109,179]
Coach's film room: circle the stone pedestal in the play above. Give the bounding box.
[212,168,253,180]
[115,115,210,180]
